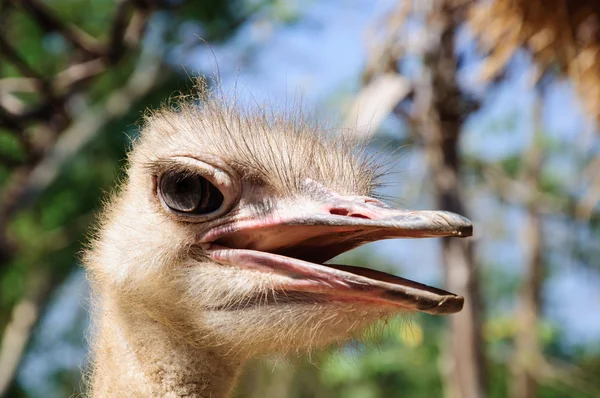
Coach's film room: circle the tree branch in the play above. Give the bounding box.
[21,54,166,209]
[0,268,58,397]
[0,35,46,81]
[575,156,600,221]
[12,0,105,56]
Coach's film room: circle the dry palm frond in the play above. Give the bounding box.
[469,0,600,123]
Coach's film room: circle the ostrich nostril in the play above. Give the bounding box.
[329,208,370,219]
[329,208,349,216]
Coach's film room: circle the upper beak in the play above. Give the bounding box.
[203,196,473,314]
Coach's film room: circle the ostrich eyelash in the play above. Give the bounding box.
[143,159,203,180]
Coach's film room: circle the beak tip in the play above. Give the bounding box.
[422,295,465,315]
[435,211,473,238]
[457,223,473,238]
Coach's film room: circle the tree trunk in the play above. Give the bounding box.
[510,97,544,398]
[413,2,486,398]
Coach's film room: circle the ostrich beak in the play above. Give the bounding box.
[203,196,472,315]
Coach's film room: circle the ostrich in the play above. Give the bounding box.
[84,90,472,397]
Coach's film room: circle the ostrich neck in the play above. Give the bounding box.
[90,294,243,397]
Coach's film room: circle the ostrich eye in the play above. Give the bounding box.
[159,172,224,214]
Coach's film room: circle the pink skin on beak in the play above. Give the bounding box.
[199,194,473,315]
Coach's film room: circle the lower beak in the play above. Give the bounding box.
[203,197,473,314]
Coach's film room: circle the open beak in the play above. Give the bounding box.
[201,195,472,315]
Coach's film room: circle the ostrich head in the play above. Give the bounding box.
[86,91,472,360]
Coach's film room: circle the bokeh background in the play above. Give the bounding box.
[1,0,600,397]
